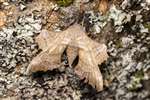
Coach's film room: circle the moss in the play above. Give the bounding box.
[127,70,144,91]
[144,23,150,31]
[56,0,73,7]
[115,39,123,48]
[128,82,140,91]
[134,70,144,79]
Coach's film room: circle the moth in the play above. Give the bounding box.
[26,24,108,91]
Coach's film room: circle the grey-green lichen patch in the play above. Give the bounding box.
[0,1,81,99]
[82,4,132,34]
[0,0,150,100]
[82,0,150,35]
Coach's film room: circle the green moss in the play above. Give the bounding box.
[128,82,140,91]
[134,70,144,79]
[127,70,144,91]
[56,0,73,7]
[144,23,150,31]
[115,39,123,48]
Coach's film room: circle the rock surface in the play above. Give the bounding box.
[0,0,150,100]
